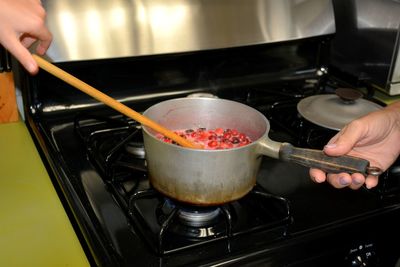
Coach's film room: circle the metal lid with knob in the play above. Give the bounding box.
[297,88,383,131]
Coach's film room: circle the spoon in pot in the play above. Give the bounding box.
[33,55,202,149]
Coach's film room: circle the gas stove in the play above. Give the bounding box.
[19,20,400,267]
[23,67,400,266]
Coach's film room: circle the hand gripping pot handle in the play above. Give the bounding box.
[257,137,383,176]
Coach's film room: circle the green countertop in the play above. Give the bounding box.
[0,120,89,267]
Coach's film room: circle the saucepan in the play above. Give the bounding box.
[142,97,382,206]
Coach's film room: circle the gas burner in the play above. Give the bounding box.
[177,207,221,227]
[128,187,291,255]
[124,141,146,159]
[160,199,222,227]
[156,199,227,239]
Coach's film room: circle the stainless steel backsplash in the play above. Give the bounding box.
[42,0,335,62]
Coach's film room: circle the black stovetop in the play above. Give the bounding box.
[26,81,400,267]
[22,41,400,266]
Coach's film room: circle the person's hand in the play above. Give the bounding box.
[0,0,52,74]
[309,101,400,189]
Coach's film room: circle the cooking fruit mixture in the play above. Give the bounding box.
[156,127,252,149]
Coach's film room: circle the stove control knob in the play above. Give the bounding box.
[345,242,378,267]
[349,255,363,267]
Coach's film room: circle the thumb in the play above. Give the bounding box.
[323,123,363,156]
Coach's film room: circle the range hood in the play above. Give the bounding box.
[42,0,335,63]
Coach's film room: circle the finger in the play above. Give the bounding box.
[348,173,366,190]
[20,35,37,48]
[20,27,52,56]
[365,175,379,189]
[309,168,327,183]
[29,22,52,54]
[20,6,53,54]
[326,173,352,188]
[35,38,51,55]
[323,121,365,156]
[326,131,341,145]
[3,35,38,74]
[34,28,52,55]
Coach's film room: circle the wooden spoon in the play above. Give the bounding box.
[33,54,201,149]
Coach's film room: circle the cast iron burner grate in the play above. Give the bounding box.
[128,186,291,255]
[74,113,292,255]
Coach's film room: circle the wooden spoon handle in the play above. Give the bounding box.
[33,55,201,149]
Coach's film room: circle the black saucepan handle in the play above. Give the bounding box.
[279,143,382,176]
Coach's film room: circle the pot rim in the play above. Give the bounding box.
[141,97,270,151]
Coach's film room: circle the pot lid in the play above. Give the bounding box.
[297,88,383,131]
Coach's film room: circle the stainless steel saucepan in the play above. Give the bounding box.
[142,98,382,206]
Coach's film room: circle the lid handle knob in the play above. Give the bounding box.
[335,88,363,103]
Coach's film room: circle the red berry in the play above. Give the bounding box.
[215,128,224,135]
[208,134,217,140]
[199,132,210,140]
[231,137,240,144]
[208,140,219,148]
[231,129,239,136]
[223,133,232,139]
[220,142,230,149]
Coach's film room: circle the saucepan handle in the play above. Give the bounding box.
[279,143,382,176]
